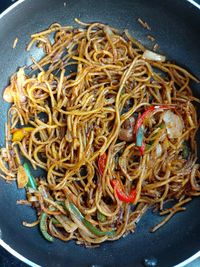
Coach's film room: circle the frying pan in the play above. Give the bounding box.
[0,0,200,266]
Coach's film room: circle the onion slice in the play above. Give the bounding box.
[156,143,162,157]
[142,49,166,62]
[17,165,28,188]
[163,110,184,139]
[3,68,26,103]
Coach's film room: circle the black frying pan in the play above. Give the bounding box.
[0,0,200,266]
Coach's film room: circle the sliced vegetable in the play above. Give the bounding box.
[97,211,106,223]
[40,213,54,242]
[23,162,37,190]
[138,142,145,155]
[51,218,60,225]
[142,49,166,62]
[156,143,162,157]
[163,110,184,139]
[134,105,174,155]
[111,179,137,203]
[55,200,65,207]
[148,140,154,145]
[54,214,78,233]
[17,165,28,188]
[134,105,174,135]
[182,141,190,160]
[98,152,107,176]
[3,68,26,103]
[159,123,165,129]
[12,127,34,142]
[136,127,144,147]
[16,68,27,102]
[68,202,115,237]
[3,85,14,103]
[145,144,152,151]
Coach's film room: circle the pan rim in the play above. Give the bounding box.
[0,239,40,267]
[186,0,200,9]
[0,0,25,20]
[0,0,199,266]
[1,238,200,267]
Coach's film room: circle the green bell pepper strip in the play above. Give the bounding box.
[182,141,190,160]
[23,162,37,190]
[23,164,54,241]
[39,213,54,242]
[159,123,165,129]
[136,127,144,147]
[97,211,106,223]
[51,218,60,225]
[68,202,115,237]
[55,200,65,206]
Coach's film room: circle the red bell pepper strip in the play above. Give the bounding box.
[98,152,107,176]
[111,179,137,203]
[138,141,145,155]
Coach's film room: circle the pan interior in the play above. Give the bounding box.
[0,0,199,266]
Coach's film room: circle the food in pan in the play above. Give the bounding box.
[0,20,200,245]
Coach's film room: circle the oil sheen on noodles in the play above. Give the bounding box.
[0,20,200,246]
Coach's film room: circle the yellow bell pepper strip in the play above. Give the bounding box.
[12,127,34,142]
[68,202,115,237]
[39,213,54,242]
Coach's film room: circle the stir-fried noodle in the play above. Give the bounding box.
[0,21,200,245]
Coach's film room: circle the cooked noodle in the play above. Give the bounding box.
[0,21,200,246]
